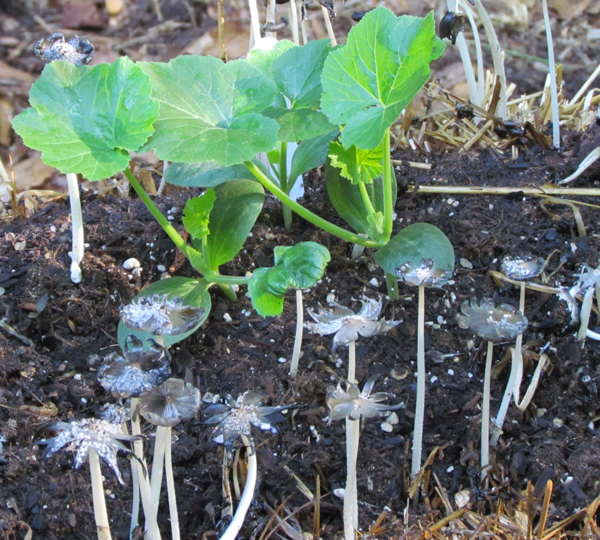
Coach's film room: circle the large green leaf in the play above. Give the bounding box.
[139,56,279,166]
[276,109,336,143]
[321,8,444,149]
[374,223,455,278]
[12,58,159,180]
[248,242,330,317]
[324,161,397,237]
[247,39,296,79]
[289,130,338,181]
[164,161,255,188]
[328,140,383,184]
[117,277,211,349]
[207,180,264,269]
[182,190,216,240]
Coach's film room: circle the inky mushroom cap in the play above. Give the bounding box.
[456,298,528,342]
[501,255,544,281]
[325,376,402,423]
[120,294,205,336]
[204,391,292,447]
[394,258,453,287]
[306,297,401,357]
[38,418,137,484]
[139,378,200,427]
[98,335,171,398]
[34,32,94,66]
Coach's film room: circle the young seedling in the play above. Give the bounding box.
[457,298,528,480]
[492,255,544,445]
[98,334,170,539]
[204,391,292,540]
[32,32,94,284]
[38,418,138,540]
[306,296,401,383]
[139,378,201,540]
[326,377,402,540]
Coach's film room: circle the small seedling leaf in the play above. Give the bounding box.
[164,161,255,188]
[139,56,279,166]
[117,278,211,349]
[248,267,296,317]
[289,130,339,181]
[276,109,337,143]
[321,8,444,149]
[328,140,383,184]
[183,190,217,240]
[374,223,455,277]
[12,58,159,180]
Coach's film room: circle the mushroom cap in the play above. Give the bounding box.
[456,298,528,342]
[34,32,94,66]
[139,378,201,427]
[394,258,453,287]
[501,255,544,281]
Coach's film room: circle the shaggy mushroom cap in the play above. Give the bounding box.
[38,418,137,484]
[306,297,401,357]
[139,378,200,427]
[394,258,453,287]
[325,376,402,424]
[98,335,171,399]
[456,298,528,342]
[501,255,544,281]
[204,391,291,447]
[34,32,94,65]
[120,294,205,336]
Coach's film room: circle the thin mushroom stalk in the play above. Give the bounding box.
[344,418,360,540]
[411,285,426,478]
[481,340,494,481]
[89,448,112,540]
[541,0,560,148]
[289,288,304,377]
[67,172,84,283]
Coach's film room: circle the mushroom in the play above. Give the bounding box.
[457,298,528,480]
[38,418,137,540]
[325,377,402,540]
[394,257,452,479]
[306,296,401,383]
[139,378,200,540]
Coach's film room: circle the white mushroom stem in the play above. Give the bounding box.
[164,426,180,540]
[343,418,360,540]
[89,448,113,540]
[266,0,277,38]
[348,340,356,385]
[512,281,526,405]
[220,435,257,540]
[541,0,560,149]
[481,340,493,482]
[321,6,337,46]
[150,426,168,513]
[460,0,485,103]
[248,0,262,47]
[289,288,304,378]
[289,0,300,44]
[578,286,595,344]
[411,285,426,478]
[471,0,507,119]
[66,173,84,284]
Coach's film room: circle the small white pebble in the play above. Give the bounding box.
[446,466,454,473]
[50,225,56,233]
[333,488,346,499]
[326,293,336,303]
[369,278,379,287]
[380,421,393,433]
[430,375,438,384]
[277,357,287,364]
[74,374,82,381]
[553,417,564,428]
[123,258,141,270]
[447,369,454,376]
[80,398,87,404]
[460,258,473,269]
[157,264,166,272]
[467,372,473,378]
[387,412,399,424]
[223,313,232,322]
[132,268,142,277]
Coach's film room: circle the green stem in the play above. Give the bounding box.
[358,182,376,215]
[385,272,399,300]
[382,129,394,242]
[217,283,238,301]
[210,275,252,286]
[279,143,293,231]
[124,168,189,256]
[245,160,381,248]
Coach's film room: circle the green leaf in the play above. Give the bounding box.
[321,8,444,149]
[139,56,279,166]
[187,247,211,276]
[272,39,331,108]
[324,161,397,237]
[207,180,264,270]
[117,277,211,349]
[366,212,384,238]
[276,109,336,143]
[328,140,383,184]
[182,190,216,240]
[248,242,330,317]
[164,161,255,188]
[289,130,338,181]
[374,223,455,278]
[12,58,159,181]
[247,39,297,78]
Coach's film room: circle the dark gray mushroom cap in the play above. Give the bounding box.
[394,258,453,287]
[139,378,200,427]
[501,255,544,281]
[98,335,171,398]
[34,32,94,66]
[456,298,528,342]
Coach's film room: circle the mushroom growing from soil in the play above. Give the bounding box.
[394,257,453,479]
[306,296,401,383]
[457,298,528,480]
[38,418,138,540]
[204,391,292,540]
[139,378,200,540]
[326,377,402,540]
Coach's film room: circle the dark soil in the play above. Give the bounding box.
[2,1,600,539]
